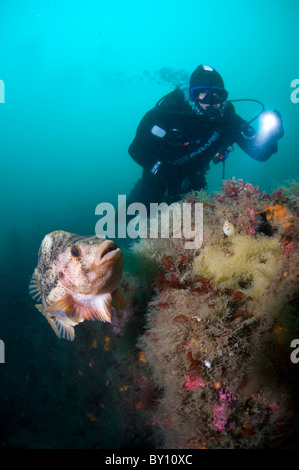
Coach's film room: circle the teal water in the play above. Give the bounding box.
[0,0,298,449]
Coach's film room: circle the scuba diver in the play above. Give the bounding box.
[127,64,284,207]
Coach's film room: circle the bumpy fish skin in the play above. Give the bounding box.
[35,231,77,306]
[29,230,125,341]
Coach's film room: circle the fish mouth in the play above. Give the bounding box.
[94,241,120,266]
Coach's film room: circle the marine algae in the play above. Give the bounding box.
[193,234,282,298]
[104,178,299,449]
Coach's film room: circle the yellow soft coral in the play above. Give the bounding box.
[193,235,282,299]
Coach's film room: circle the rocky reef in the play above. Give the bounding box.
[105,178,299,449]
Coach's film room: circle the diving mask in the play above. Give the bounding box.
[190,86,228,104]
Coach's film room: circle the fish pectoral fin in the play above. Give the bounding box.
[113,287,127,310]
[75,293,113,323]
[45,312,76,341]
[42,295,77,341]
[93,293,113,322]
[36,303,76,341]
[29,271,42,302]
[44,294,74,316]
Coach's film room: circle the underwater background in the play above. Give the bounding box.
[0,0,299,449]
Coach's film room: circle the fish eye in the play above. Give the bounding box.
[70,246,81,258]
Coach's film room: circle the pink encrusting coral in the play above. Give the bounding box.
[184,376,205,391]
[212,389,233,432]
[213,403,228,432]
[111,307,131,337]
[246,207,256,234]
[268,403,280,413]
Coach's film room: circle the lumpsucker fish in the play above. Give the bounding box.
[29,230,126,341]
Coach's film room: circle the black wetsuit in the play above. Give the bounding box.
[128,88,280,207]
